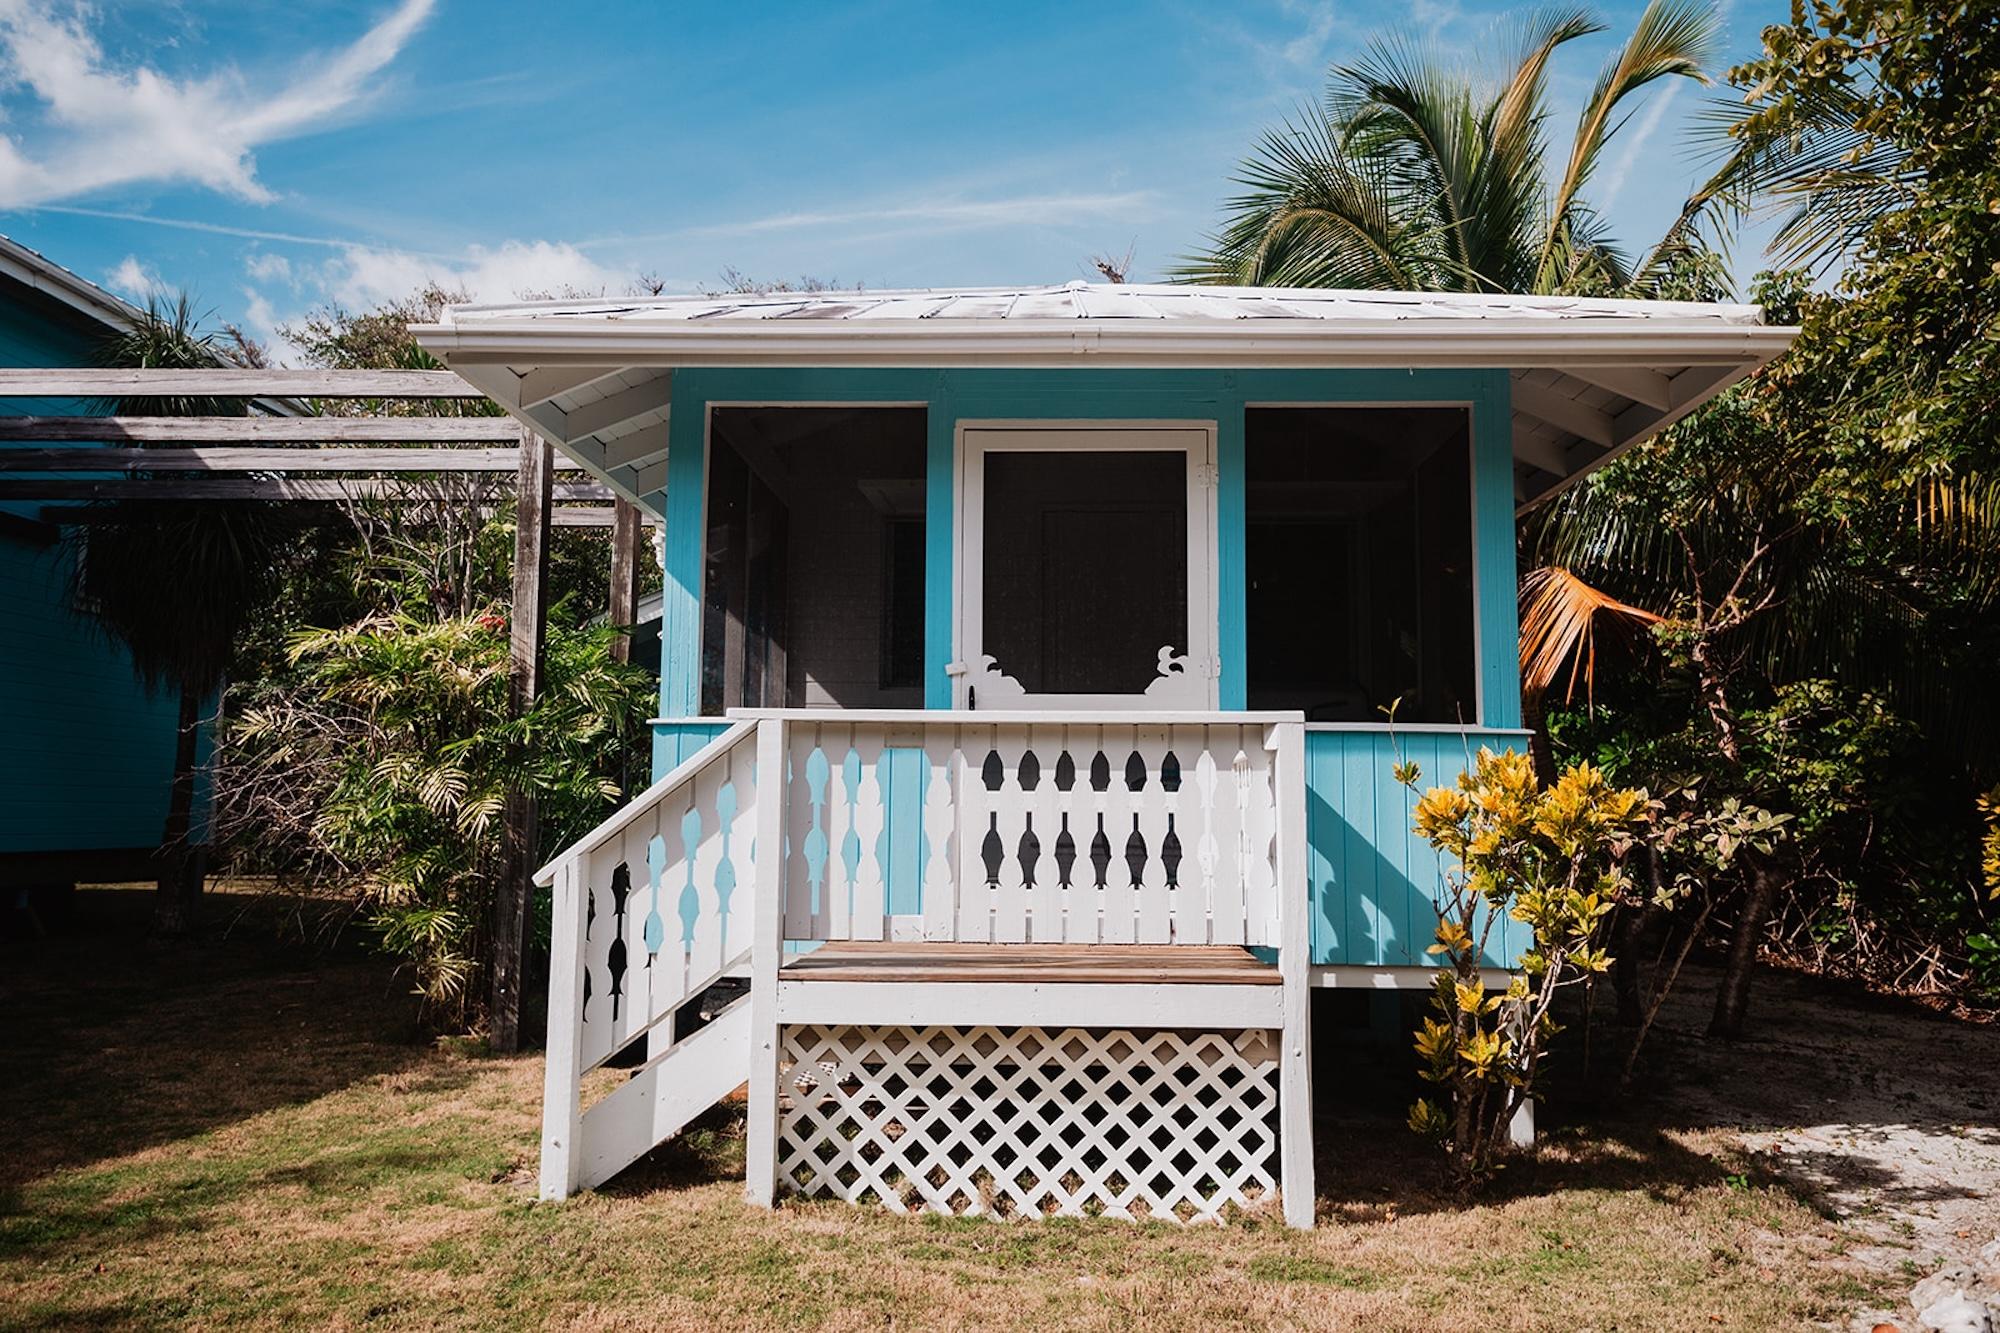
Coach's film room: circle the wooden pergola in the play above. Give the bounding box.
[0,367,658,1050]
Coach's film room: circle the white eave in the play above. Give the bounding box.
[411,281,1799,515]
[0,233,148,333]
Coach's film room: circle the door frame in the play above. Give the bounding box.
[950,419,1220,711]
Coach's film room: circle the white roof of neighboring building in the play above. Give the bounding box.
[0,233,146,333]
[412,281,1798,514]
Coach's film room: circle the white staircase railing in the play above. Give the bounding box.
[537,720,760,1198]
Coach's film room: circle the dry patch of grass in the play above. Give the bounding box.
[0,889,1882,1331]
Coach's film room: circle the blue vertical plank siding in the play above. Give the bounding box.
[1305,728,1534,968]
[0,291,196,859]
[649,720,733,776]
[640,367,1528,970]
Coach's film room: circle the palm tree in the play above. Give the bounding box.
[1180,0,1724,296]
[72,294,287,933]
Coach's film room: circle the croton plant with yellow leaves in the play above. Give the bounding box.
[1397,746,1648,1187]
[1982,789,1999,901]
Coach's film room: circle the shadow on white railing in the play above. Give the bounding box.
[537,719,760,1076]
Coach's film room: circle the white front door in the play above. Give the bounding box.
[953,424,1219,711]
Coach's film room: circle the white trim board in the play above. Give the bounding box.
[952,420,1221,713]
[1309,965,1516,990]
[775,979,1284,1028]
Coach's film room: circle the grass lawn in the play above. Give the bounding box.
[1,886,1892,1331]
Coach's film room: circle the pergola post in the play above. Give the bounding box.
[608,498,642,665]
[493,425,553,1054]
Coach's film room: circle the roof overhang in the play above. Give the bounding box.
[0,233,146,334]
[411,283,1797,515]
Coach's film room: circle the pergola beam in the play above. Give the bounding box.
[0,415,522,443]
[0,368,480,398]
[0,447,587,472]
[1,477,613,501]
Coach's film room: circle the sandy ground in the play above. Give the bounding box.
[1632,960,2000,1285]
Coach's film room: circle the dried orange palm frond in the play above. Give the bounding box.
[1519,565,1663,705]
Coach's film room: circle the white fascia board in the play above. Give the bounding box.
[775,978,1284,1028]
[0,236,144,332]
[413,319,1798,372]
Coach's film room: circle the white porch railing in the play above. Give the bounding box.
[768,711,1291,947]
[536,710,1310,1206]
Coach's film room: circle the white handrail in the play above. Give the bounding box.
[534,718,757,885]
[727,707,1305,726]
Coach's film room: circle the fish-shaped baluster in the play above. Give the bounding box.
[643,834,666,963]
[607,862,631,1021]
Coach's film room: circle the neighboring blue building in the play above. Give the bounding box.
[0,236,198,894]
[421,284,1796,1221]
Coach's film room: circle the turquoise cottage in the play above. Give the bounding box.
[0,236,213,907]
[418,283,1793,1226]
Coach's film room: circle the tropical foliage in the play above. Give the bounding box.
[1399,747,1646,1185]
[219,614,650,1026]
[1521,0,2000,1015]
[1180,0,1725,294]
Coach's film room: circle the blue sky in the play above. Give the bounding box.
[0,0,1786,362]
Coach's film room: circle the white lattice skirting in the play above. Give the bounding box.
[776,1025,1281,1223]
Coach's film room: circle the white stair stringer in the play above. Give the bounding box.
[575,994,752,1191]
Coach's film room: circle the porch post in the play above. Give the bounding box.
[607,497,643,665]
[494,425,553,1054]
[538,856,586,1200]
[1272,719,1316,1228]
[744,717,788,1208]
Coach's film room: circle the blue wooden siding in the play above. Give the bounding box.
[0,291,195,857]
[648,367,1525,968]
[1305,728,1532,967]
[650,719,732,776]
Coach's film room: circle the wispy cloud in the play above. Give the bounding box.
[231,238,630,365]
[0,0,434,208]
[581,191,1159,250]
[104,253,163,299]
[1597,80,1684,210]
[321,240,622,308]
[28,202,457,255]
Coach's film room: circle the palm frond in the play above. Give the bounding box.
[1539,0,1718,287]
[1700,82,1916,272]
[1520,564,1664,704]
[65,290,291,694]
[1176,109,1449,288]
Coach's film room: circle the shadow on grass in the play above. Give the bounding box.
[0,886,431,1189]
[595,1100,750,1198]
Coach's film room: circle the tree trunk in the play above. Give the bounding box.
[1708,857,1778,1040]
[1521,689,1557,787]
[1614,848,1667,1026]
[154,685,206,935]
